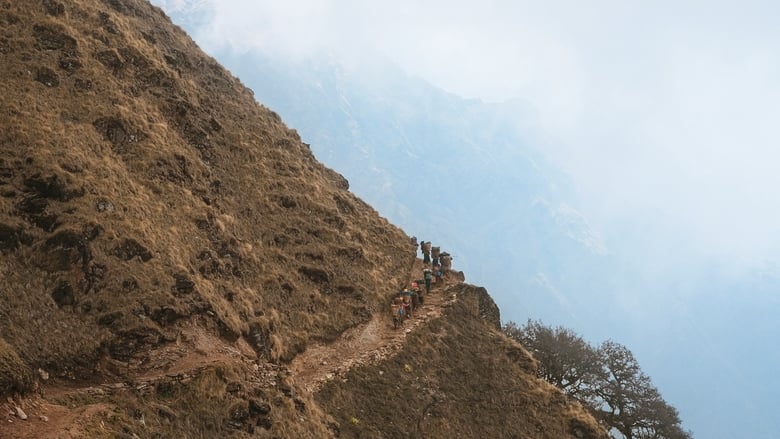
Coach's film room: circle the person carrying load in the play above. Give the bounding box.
[391,296,404,329]
[440,252,452,271]
[423,268,433,293]
[412,280,425,305]
[431,246,441,266]
[421,241,432,265]
[401,288,414,318]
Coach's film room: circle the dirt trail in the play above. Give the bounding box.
[291,261,458,392]
[1,326,266,439]
[2,260,458,438]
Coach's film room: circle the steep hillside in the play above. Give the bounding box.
[316,284,605,439]
[199,49,617,331]
[0,1,606,438]
[0,0,412,378]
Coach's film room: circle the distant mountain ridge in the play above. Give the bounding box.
[210,48,615,327]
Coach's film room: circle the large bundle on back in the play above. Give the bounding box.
[441,252,452,270]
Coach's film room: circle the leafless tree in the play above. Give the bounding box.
[503,322,692,439]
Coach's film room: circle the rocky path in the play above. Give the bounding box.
[290,282,457,392]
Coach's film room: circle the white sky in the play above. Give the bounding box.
[158,0,780,270]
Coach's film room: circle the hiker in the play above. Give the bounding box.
[401,288,413,318]
[391,297,404,329]
[440,252,452,271]
[411,281,420,304]
[421,241,431,265]
[413,279,425,305]
[434,267,443,284]
[431,246,441,267]
[423,268,432,293]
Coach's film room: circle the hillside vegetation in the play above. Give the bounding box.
[0,1,606,437]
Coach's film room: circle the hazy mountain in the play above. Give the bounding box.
[217,50,617,329]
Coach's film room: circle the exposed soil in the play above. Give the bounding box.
[2,400,112,439]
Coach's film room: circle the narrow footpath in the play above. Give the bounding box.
[290,276,457,392]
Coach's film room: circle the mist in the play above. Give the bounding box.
[159,0,780,275]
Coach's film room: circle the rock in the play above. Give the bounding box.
[15,407,27,420]
[40,415,49,422]
[248,399,271,416]
[95,199,114,212]
[38,368,49,380]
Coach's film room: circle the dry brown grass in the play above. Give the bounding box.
[315,283,607,439]
[0,0,412,379]
[0,337,33,394]
[1,0,412,436]
[0,1,607,438]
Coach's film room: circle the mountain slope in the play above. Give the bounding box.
[316,283,605,439]
[0,1,605,437]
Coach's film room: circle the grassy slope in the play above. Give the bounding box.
[0,1,607,437]
[0,0,412,384]
[316,284,607,439]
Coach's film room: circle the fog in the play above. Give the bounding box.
[159,0,780,274]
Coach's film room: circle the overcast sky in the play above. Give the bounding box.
[158,0,780,274]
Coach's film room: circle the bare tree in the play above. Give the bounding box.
[503,320,604,402]
[503,322,692,439]
[593,341,692,439]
